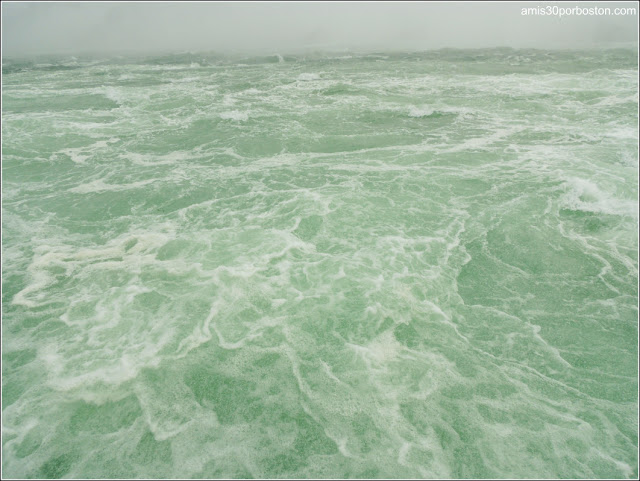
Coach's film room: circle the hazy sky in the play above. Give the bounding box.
[2,1,638,56]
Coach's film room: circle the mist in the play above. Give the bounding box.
[2,1,638,57]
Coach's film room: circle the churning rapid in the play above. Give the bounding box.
[2,49,638,479]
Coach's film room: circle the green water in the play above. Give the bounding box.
[2,49,638,479]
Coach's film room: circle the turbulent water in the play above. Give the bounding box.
[2,49,638,479]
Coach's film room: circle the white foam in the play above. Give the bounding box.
[443,126,525,153]
[61,150,89,164]
[101,86,125,104]
[222,94,237,106]
[56,138,120,164]
[13,229,175,308]
[408,106,435,118]
[220,110,249,122]
[69,178,155,194]
[346,330,402,366]
[601,126,639,140]
[297,73,320,81]
[126,150,194,166]
[271,298,286,308]
[561,177,638,218]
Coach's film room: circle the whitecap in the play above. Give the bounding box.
[297,73,320,81]
[219,110,249,121]
[408,106,435,118]
[561,177,638,218]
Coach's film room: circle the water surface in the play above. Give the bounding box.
[2,48,638,478]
